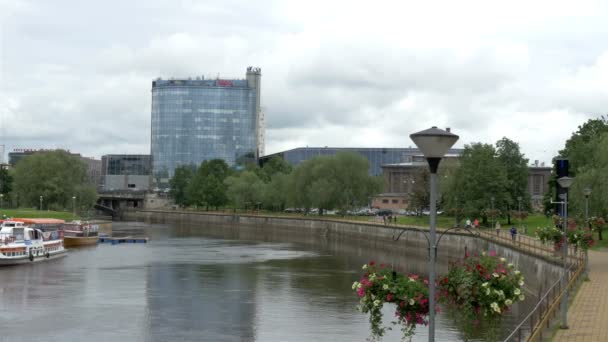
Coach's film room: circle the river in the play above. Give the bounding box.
[0,221,534,341]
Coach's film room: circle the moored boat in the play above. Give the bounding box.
[0,220,67,266]
[63,221,99,247]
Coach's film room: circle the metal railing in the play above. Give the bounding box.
[502,256,585,341]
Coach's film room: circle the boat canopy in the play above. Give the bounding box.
[12,218,65,224]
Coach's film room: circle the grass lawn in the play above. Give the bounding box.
[0,209,77,221]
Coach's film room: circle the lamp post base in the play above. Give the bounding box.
[560,325,569,330]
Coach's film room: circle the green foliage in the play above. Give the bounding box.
[286,152,382,213]
[169,165,195,207]
[559,116,608,176]
[225,171,264,209]
[495,137,530,213]
[188,159,231,209]
[257,156,293,182]
[261,173,290,211]
[445,143,507,221]
[12,151,97,210]
[0,168,13,194]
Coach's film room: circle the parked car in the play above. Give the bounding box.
[377,209,393,216]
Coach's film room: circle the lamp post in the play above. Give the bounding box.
[557,176,574,329]
[0,193,3,209]
[583,187,591,279]
[517,196,523,234]
[491,196,495,229]
[40,195,43,211]
[72,196,76,217]
[410,126,459,342]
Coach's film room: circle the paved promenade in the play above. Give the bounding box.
[553,250,608,342]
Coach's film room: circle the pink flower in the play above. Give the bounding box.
[386,294,393,301]
[488,251,497,256]
[357,287,365,297]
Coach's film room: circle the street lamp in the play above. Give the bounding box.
[0,193,3,209]
[583,187,591,279]
[40,195,43,211]
[72,196,76,217]
[410,126,459,342]
[517,196,523,235]
[557,176,574,329]
[490,196,495,230]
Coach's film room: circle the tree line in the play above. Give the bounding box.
[0,150,97,213]
[169,152,383,214]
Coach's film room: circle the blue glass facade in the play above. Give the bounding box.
[260,147,463,176]
[151,68,261,186]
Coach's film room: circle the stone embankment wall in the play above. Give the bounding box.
[123,210,563,295]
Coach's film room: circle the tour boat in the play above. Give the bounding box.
[63,221,99,247]
[0,220,67,266]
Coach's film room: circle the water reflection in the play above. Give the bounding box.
[0,221,538,341]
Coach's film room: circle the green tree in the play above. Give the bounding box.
[12,151,97,210]
[446,143,507,225]
[169,164,196,207]
[567,132,608,220]
[559,116,608,175]
[188,159,230,210]
[261,173,290,211]
[225,171,264,210]
[286,152,382,214]
[496,137,529,223]
[257,156,293,182]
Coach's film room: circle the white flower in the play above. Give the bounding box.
[490,302,501,313]
[514,288,521,296]
[362,264,368,270]
[369,274,376,281]
[373,299,381,307]
[382,284,389,290]
[508,263,514,268]
[482,282,489,287]
[486,288,491,295]
[519,294,525,301]
[352,281,359,290]
[500,257,506,262]
[518,280,524,286]
[357,283,362,289]
[514,270,521,275]
[492,273,499,278]
[409,299,415,306]
[408,277,415,282]
[505,299,513,306]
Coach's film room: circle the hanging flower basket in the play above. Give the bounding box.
[438,252,525,340]
[352,262,430,341]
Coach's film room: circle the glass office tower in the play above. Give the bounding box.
[151,67,262,187]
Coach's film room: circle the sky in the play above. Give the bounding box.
[1,0,607,165]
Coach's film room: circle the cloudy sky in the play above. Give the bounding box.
[1,0,607,164]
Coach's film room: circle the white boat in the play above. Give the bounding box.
[0,220,67,266]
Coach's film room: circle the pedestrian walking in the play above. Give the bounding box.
[495,221,501,236]
[465,218,471,229]
[393,216,397,224]
[510,226,518,242]
[473,218,479,229]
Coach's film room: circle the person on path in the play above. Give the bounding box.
[465,218,471,229]
[393,216,397,224]
[473,218,479,229]
[510,226,518,242]
[495,221,501,236]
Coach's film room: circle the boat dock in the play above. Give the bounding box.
[98,236,148,244]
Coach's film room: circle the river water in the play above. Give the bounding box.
[0,221,532,341]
